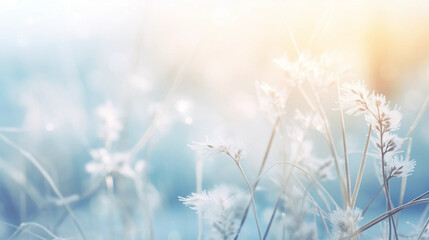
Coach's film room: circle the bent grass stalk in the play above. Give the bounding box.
[292,175,332,239]
[262,161,339,239]
[417,218,429,240]
[405,95,429,140]
[129,33,204,160]
[352,198,429,236]
[7,222,60,240]
[264,113,322,239]
[0,134,87,240]
[300,84,347,206]
[234,117,279,240]
[225,152,262,240]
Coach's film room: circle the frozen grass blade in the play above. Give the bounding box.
[351,125,372,208]
[405,94,429,140]
[195,152,203,240]
[129,32,204,159]
[1,221,49,240]
[234,117,279,240]
[417,218,429,240]
[353,198,429,236]
[0,134,87,240]
[337,79,351,207]
[8,222,61,240]
[233,159,262,240]
[257,161,340,209]
[396,137,413,227]
[307,83,347,206]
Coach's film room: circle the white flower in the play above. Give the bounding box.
[255,81,287,120]
[189,137,245,162]
[86,148,134,178]
[385,155,416,178]
[329,207,363,237]
[96,101,122,147]
[179,185,248,240]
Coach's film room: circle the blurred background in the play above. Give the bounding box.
[0,0,429,239]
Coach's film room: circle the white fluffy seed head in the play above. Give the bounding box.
[179,185,248,239]
[96,101,122,147]
[189,137,245,162]
[385,155,416,178]
[329,207,363,237]
[255,81,288,121]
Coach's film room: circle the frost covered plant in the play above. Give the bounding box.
[294,110,325,135]
[276,186,318,240]
[179,185,248,240]
[86,148,134,178]
[329,207,363,239]
[339,80,419,239]
[189,137,245,162]
[274,53,349,88]
[96,101,122,149]
[189,137,262,239]
[384,155,415,179]
[255,81,288,121]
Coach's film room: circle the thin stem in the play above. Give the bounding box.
[263,196,281,240]
[405,94,429,140]
[337,79,351,207]
[6,221,56,240]
[235,161,262,240]
[351,125,372,208]
[234,117,279,240]
[362,179,389,216]
[129,32,204,159]
[256,161,340,209]
[396,137,413,227]
[307,83,347,206]
[352,198,429,236]
[417,218,429,240]
[133,175,154,240]
[0,134,87,240]
[195,152,203,240]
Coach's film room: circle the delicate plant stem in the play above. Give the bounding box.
[129,33,204,159]
[234,117,279,240]
[0,134,87,240]
[263,196,281,240]
[396,138,412,227]
[256,161,340,209]
[352,198,429,236]
[380,134,393,240]
[133,176,154,240]
[417,218,429,240]
[337,79,351,207]
[362,179,389,216]
[7,221,59,240]
[195,152,203,240]
[406,94,429,140]
[351,125,372,208]
[234,161,262,240]
[307,84,347,206]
